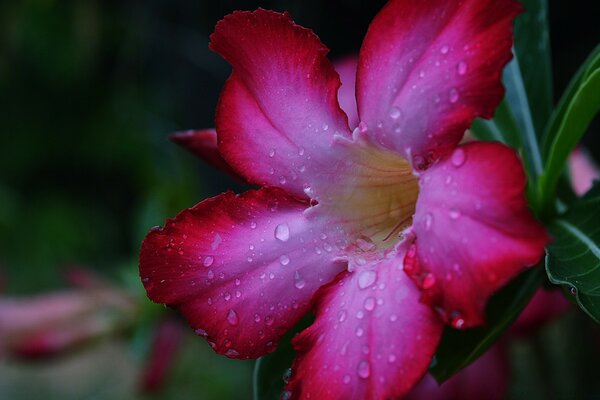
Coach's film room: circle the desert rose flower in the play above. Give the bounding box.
[139,1,547,398]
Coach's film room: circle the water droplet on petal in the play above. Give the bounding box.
[322,123,329,131]
[389,314,398,322]
[250,222,257,229]
[449,88,459,103]
[388,354,397,363]
[194,328,208,337]
[224,292,231,301]
[227,309,239,326]
[338,310,347,322]
[225,349,239,357]
[203,256,214,267]
[457,61,468,75]
[451,148,466,167]
[422,213,433,230]
[282,368,292,384]
[355,327,364,337]
[298,146,305,156]
[343,375,351,384]
[274,223,290,242]
[207,270,215,279]
[268,148,276,157]
[294,271,306,289]
[440,45,449,54]
[449,208,461,219]
[356,310,365,319]
[357,361,370,379]
[279,255,290,266]
[358,121,368,133]
[357,270,377,289]
[364,297,376,311]
[422,273,436,289]
[389,106,402,120]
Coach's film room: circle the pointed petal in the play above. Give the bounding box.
[139,188,347,359]
[287,248,443,400]
[334,56,359,130]
[211,9,352,198]
[170,129,242,179]
[409,142,548,327]
[357,0,521,166]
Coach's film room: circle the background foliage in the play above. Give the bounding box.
[0,1,599,399]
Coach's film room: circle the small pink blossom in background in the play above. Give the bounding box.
[0,269,136,359]
[139,0,548,398]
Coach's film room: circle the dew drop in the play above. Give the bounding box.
[338,310,347,322]
[422,213,433,230]
[322,123,329,131]
[227,309,239,326]
[298,146,305,156]
[389,314,398,322]
[457,61,468,75]
[422,273,436,289]
[343,375,351,384]
[389,106,402,120]
[265,315,274,326]
[364,297,376,311]
[358,121,368,133]
[203,256,214,267]
[194,328,208,337]
[268,148,276,158]
[356,310,365,319]
[294,271,306,289]
[282,368,292,384]
[207,270,215,279]
[224,292,231,301]
[451,148,466,167]
[357,361,370,379]
[440,45,449,54]
[254,314,261,323]
[355,327,364,337]
[451,314,465,329]
[225,349,239,357]
[357,270,377,289]
[449,208,461,219]
[250,222,257,229]
[388,354,397,363]
[279,255,290,266]
[449,88,459,103]
[274,223,290,242]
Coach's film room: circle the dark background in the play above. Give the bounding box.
[0,1,598,399]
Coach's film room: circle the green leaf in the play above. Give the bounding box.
[514,0,553,135]
[503,53,544,180]
[471,100,521,149]
[253,316,312,400]
[542,44,600,158]
[430,266,544,383]
[546,184,600,324]
[537,66,600,214]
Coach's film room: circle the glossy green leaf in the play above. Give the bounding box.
[471,100,521,149]
[546,184,600,324]
[537,67,600,214]
[542,44,600,158]
[253,316,312,400]
[514,0,553,135]
[430,266,544,383]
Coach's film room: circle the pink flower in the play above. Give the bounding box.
[139,1,548,398]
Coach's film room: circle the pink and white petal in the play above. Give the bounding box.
[568,148,600,196]
[334,56,359,130]
[170,129,242,179]
[356,0,521,167]
[212,10,352,197]
[287,248,443,400]
[409,142,548,327]
[139,188,347,359]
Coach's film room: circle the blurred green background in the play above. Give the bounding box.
[0,1,599,399]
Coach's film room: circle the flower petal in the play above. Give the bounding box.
[211,9,352,198]
[170,129,242,179]
[287,248,443,400]
[356,0,521,167]
[139,188,347,359]
[334,56,359,130]
[409,142,548,327]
